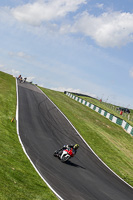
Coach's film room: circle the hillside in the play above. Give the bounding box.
[76,94,133,127]
[0,71,133,200]
[40,86,133,187]
[0,71,57,200]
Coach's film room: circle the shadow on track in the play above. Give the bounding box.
[64,160,86,169]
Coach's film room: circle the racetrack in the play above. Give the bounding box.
[17,80,133,200]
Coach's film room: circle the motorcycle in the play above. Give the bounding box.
[54,148,74,163]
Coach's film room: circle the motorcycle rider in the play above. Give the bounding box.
[56,144,79,158]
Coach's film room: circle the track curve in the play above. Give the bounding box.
[17,81,133,200]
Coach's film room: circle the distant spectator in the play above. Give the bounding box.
[120,111,123,115]
[19,77,23,83]
[18,75,21,80]
[24,78,27,83]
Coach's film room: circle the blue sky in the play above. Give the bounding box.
[0,0,133,108]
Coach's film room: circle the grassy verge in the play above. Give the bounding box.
[76,95,133,126]
[40,87,133,187]
[0,72,57,200]
[1,70,133,200]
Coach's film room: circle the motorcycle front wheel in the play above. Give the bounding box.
[61,154,70,163]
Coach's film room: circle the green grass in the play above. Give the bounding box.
[40,87,133,187]
[0,71,57,200]
[1,71,133,200]
[76,95,133,126]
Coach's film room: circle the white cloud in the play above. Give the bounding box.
[129,68,133,77]
[69,11,133,47]
[0,66,34,80]
[0,64,5,68]
[27,76,35,82]
[10,69,20,77]
[96,3,104,9]
[9,51,33,60]
[11,0,86,26]
[0,7,12,22]
[50,87,97,98]
[1,1,133,48]
[50,87,81,92]
[0,66,20,77]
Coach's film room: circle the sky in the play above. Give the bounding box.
[0,0,133,108]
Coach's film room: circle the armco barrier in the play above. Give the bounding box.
[66,92,133,136]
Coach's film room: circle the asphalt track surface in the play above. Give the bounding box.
[17,81,133,200]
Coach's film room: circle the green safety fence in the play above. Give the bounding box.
[66,92,133,136]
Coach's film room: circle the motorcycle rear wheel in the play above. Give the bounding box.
[53,150,58,157]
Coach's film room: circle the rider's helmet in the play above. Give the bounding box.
[74,144,79,150]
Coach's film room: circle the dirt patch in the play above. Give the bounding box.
[106,125,111,128]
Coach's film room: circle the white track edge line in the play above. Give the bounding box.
[15,79,63,200]
[37,86,133,190]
